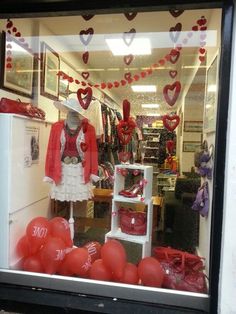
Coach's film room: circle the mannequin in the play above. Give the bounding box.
[44,98,99,238]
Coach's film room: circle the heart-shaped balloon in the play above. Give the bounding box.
[77,87,93,110]
[163,81,181,106]
[80,142,88,152]
[162,114,180,131]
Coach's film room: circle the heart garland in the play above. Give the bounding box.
[162,114,180,131]
[77,87,93,110]
[163,81,181,107]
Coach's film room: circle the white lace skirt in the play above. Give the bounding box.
[50,163,94,202]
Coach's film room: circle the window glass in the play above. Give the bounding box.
[0,8,221,308]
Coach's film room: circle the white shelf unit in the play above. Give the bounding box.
[105,164,153,259]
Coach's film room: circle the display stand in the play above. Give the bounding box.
[69,201,75,240]
[105,164,153,258]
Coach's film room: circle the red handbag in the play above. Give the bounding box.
[118,207,147,235]
[153,246,207,293]
[0,97,46,120]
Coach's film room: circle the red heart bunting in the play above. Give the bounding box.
[121,79,127,86]
[169,70,177,78]
[77,87,93,110]
[80,142,88,152]
[124,54,134,65]
[124,12,137,21]
[82,51,89,64]
[82,71,90,80]
[163,81,181,107]
[114,81,120,88]
[79,28,94,46]
[123,28,136,46]
[169,23,182,43]
[124,72,132,81]
[162,114,180,131]
[169,9,184,18]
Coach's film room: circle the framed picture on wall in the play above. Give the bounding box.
[0,31,35,98]
[183,141,201,152]
[184,121,203,133]
[40,42,60,100]
[203,55,219,133]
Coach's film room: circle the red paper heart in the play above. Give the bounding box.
[159,59,165,66]
[77,87,93,110]
[107,82,113,89]
[162,114,180,131]
[82,15,94,21]
[163,81,181,106]
[101,82,106,89]
[197,16,207,26]
[82,71,90,80]
[82,51,89,64]
[79,28,94,46]
[114,81,120,88]
[169,49,180,64]
[200,26,207,31]
[81,81,86,86]
[6,57,12,62]
[199,48,206,54]
[6,63,12,69]
[192,25,198,31]
[123,28,136,46]
[133,74,140,81]
[6,20,13,28]
[124,12,137,21]
[199,56,205,62]
[169,23,182,43]
[124,54,134,65]
[169,9,184,18]
[15,32,21,37]
[146,68,152,75]
[169,70,177,78]
[120,79,127,86]
[12,27,17,32]
[140,71,146,78]
[124,72,132,81]
[80,142,88,152]
[75,79,80,84]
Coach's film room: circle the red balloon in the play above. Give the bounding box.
[84,241,101,263]
[40,237,66,274]
[65,247,91,277]
[101,239,126,280]
[23,255,43,273]
[26,217,50,254]
[138,257,164,287]
[89,259,112,281]
[57,247,74,276]
[119,263,139,285]
[50,217,73,247]
[16,235,31,258]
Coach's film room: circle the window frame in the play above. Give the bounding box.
[0,1,233,313]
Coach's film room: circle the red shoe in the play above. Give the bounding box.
[119,183,143,198]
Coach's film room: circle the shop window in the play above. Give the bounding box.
[0,6,224,311]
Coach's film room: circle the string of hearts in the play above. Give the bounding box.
[58,15,207,93]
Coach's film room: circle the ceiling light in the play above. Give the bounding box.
[142,104,160,108]
[106,38,151,56]
[132,85,156,92]
[208,84,217,92]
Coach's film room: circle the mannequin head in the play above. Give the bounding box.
[66,110,83,129]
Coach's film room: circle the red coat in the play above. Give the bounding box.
[45,119,98,184]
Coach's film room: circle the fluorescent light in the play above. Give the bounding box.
[206,104,212,109]
[146,113,161,117]
[208,84,217,92]
[142,104,160,108]
[106,38,151,56]
[132,85,156,92]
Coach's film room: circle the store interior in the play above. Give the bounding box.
[0,8,221,293]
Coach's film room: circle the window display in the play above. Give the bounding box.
[0,5,227,312]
